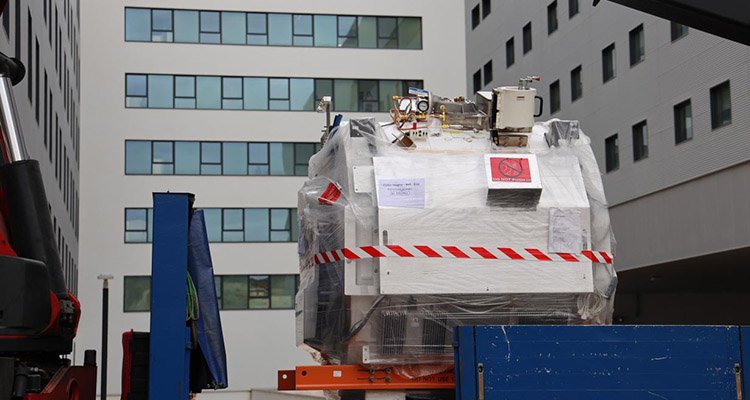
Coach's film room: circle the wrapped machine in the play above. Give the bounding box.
[295,79,617,374]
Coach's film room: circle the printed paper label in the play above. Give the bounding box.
[549,209,583,253]
[489,157,532,182]
[377,178,425,208]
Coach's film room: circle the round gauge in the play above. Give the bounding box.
[416,100,430,113]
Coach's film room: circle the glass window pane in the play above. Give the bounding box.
[174,142,200,174]
[243,77,268,110]
[268,14,292,46]
[247,13,267,34]
[313,15,336,47]
[196,76,221,109]
[126,74,147,96]
[249,298,270,309]
[248,143,269,164]
[379,80,400,112]
[124,276,151,312]
[271,275,295,309]
[152,9,172,31]
[358,17,377,48]
[269,78,289,99]
[147,209,154,242]
[291,211,299,241]
[295,143,315,165]
[294,15,312,35]
[126,209,147,230]
[125,8,151,41]
[271,209,290,230]
[200,11,220,43]
[222,142,247,175]
[270,143,294,175]
[153,141,173,163]
[398,17,421,49]
[270,231,291,242]
[338,16,357,47]
[223,209,243,230]
[125,141,152,174]
[359,80,379,112]
[244,208,269,241]
[174,10,199,43]
[221,12,246,44]
[175,76,195,97]
[315,79,333,101]
[202,208,222,242]
[125,8,151,42]
[147,75,173,108]
[223,77,242,98]
[201,142,221,163]
[222,276,248,310]
[290,79,314,110]
[249,275,269,297]
[378,17,397,48]
[334,79,357,112]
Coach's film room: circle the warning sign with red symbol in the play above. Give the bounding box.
[484,154,542,190]
[490,157,532,182]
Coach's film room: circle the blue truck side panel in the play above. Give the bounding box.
[456,325,743,399]
[149,193,192,400]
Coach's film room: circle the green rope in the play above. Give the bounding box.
[186,273,199,322]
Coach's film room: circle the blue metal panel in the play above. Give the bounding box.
[149,193,193,400]
[457,325,742,400]
[454,326,477,400]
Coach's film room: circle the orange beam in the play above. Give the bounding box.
[278,365,455,391]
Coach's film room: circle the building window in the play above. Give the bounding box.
[602,43,616,83]
[125,207,299,243]
[673,99,692,144]
[482,0,491,19]
[483,60,493,86]
[710,81,732,129]
[605,134,619,172]
[570,65,582,101]
[547,1,558,35]
[471,5,480,29]
[472,69,481,92]
[505,37,515,67]
[125,8,422,49]
[632,120,649,161]
[125,208,153,243]
[125,74,420,112]
[670,22,688,41]
[522,22,532,54]
[629,24,645,66]
[123,276,151,312]
[569,0,579,18]
[549,80,560,114]
[124,274,298,312]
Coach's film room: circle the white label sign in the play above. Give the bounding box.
[377,178,425,208]
[549,208,583,253]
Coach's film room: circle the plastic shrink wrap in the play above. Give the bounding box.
[295,116,616,374]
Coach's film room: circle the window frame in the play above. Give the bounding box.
[632,120,649,162]
[522,22,532,54]
[602,43,616,83]
[673,99,693,144]
[570,65,583,102]
[124,208,153,243]
[123,275,152,312]
[670,21,688,42]
[505,37,515,67]
[547,1,558,35]
[629,24,645,66]
[483,60,493,86]
[568,0,579,18]
[549,79,561,114]
[472,70,481,93]
[605,134,619,173]
[710,81,732,129]
[471,5,480,29]
[482,0,491,19]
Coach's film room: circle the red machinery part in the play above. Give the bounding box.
[278,365,455,391]
[24,365,97,400]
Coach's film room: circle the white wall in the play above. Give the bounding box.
[79,1,466,398]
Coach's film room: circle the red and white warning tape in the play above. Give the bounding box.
[313,245,613,265]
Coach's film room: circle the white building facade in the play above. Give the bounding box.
[0,2,80,301]
[78,1,466,398]
[466,0,750,323]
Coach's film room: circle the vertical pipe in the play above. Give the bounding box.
[0,75,28,163]
[100,279,109,400]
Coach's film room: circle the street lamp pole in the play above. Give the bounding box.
[97,274,114,400]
